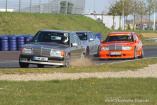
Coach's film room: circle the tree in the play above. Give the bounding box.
[137,0,148,30]
[146,0,154,30]
[108,5,118,30]
[131,0,140,30]
[123,0,134,23]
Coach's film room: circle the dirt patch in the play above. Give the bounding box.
[140,33,157,38]
[70,57,96,67]
[0,64,157,81]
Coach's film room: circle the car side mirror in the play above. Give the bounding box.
[26,39,31,43]
[135,40,140,43]
[89,38,94,41]
[72,43,78,47]
[101,40,104,43]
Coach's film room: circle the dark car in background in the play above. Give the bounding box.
[74,31,100,56]
[19,30,85,68]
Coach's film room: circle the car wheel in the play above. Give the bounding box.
[94,46,100,57]
[85,47,90,57]
[19,57,29,68]
[81,52,85,59]
[37,64,44,68]
[64,54,70,67]
[139,48,144,58]
[19,62,29,68]
[134,48,138,59]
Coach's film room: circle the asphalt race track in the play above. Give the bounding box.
[0,46,156,68]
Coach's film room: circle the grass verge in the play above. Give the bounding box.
[0,58,157,74]
[0,78,156,105]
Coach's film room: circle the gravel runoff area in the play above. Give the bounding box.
[0,64,157,81]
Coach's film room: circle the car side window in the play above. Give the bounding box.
[90,32,96,39]
[74,34,81,45]
[70,34,75,44]
[133,34,137,40]
[135,35,139,40]
[88,33,92,40]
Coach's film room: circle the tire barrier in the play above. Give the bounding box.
[95,33,102,42]
[0,36,9,51]
[0,35,34,51]
[16,36,25,51]
[8,35,17,51]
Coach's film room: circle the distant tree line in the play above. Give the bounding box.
[108,0,157,30]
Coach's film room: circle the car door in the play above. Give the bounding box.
[90,32,100,54]
[135,33,143,55]
[70,33,84,57]
[133,34,141,56]
[87,32,95,55]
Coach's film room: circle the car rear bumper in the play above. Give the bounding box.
[19,54,65,66]
[99,50,134,59]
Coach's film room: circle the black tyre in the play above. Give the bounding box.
[19,62,29,68]
[139,48,144,58]
[61,54,70,67]
[37,64,44,68]
[85,47,90,57]
[81,52,85,59]
[134,48,138,59]
[19,56,29,68]
[94,46,100,57]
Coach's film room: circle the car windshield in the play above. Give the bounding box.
[32,31,69,45]
[105,35,133,42]
[77,33,87,40]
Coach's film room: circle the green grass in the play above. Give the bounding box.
[113,30,157,34]
[0,12,111,37]
[0,78,156,105]
[0,58,157,74]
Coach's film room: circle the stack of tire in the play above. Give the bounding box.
[0,35,34,51]
[95,33,102,42]
[25,35,34,44]
[8,35,17,51]
[16,35,25,51]
[0,36,9,51]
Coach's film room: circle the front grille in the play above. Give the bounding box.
[42,49,51,56]
[32,48,50,56]
[109,45,122,51]
[33,48,41,55]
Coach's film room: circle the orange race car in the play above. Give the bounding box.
[99,32,144,59]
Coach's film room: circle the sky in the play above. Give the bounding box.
[85,0,109,14]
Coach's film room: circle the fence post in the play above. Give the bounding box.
[6,0,7,12]
[19,0,21,12]
[30,0,32,13]
[48,0,50,13]
[39,0,41,13]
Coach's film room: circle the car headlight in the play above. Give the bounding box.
[122,46,132,50]
[21,48,32,54]
[101,47,109,51]
[50,50,65,56]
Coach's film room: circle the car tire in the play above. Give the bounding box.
[85,47,90,58]
[62,54,70,67]
[19,57,29,68]
[139,48,144,58]
[94,45,100,57]
[134,48,138,59]
[81,52,85,59]
[19,62,29,68]
[37,64,44,68]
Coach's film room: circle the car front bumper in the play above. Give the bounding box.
[99,50,134,59]
[19,54,65,66]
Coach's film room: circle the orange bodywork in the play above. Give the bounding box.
[99,32,143,59]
